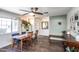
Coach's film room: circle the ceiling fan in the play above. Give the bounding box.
[20,7,48,16]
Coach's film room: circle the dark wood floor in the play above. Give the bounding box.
[0,36,64,52]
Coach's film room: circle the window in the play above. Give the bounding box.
[0,18,11,34]
[0,18,19,34]
[6,19,11,33]
[12,20,19,32]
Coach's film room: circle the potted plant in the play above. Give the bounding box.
[22,20,32,31]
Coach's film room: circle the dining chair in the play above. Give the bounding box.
[20,32,33,48]
[21,32,26,34]
[11,33,20,48]
[32,30,38,42]
[34,30,38,39]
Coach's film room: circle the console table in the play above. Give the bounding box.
[63,34,79,52]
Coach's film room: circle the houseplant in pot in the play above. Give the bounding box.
[22,20,32,31]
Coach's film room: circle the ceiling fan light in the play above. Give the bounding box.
[29,13,34,15]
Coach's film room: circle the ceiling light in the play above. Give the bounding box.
[29,13,34,15]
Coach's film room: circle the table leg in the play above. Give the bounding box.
[21,40,23,51]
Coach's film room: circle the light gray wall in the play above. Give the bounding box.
[0,9,20,48]
[0,34,12,48]
[67,7,79,37]
[49,15,67,36]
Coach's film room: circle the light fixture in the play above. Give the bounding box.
[29,13,34,16]
[66,29,71,35]
[67,31,71,35]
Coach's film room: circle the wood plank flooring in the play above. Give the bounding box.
[0,36,64,52]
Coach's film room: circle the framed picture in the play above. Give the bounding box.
[41,21,48,29]
[75,13,78,20]
[77,22,79,26]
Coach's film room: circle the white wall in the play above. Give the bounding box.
[29,16,35,32]
[39,16,49,36]
[49,15,67,36]
[0,9,19,48]
[0,34,12,48]
[67,7,79,37]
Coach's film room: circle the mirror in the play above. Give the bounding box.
[41,21,48,29]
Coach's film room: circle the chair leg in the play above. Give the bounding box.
[11,40,19,48]
[11,40,15,48]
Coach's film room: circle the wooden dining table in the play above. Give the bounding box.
[12,34,28,51]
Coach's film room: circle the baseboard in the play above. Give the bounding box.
[49,35,63,38]
[39,35,49,36]
[0,42,11,48]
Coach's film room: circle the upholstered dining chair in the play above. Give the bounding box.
[32,30,38,41]
[21,32,26,34]
[11,33,20,48]
[35,30,38,39]
[31,30,38,45]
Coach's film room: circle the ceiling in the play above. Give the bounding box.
[0,7,72,16]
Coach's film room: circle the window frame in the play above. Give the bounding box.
[0,17,19,34]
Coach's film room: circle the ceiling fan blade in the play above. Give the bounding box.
[43,12,48,14]
[20,9,31,12]
[33,12,43,15]
[22,13,29,16]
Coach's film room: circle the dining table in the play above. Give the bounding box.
[12,34,28,51]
